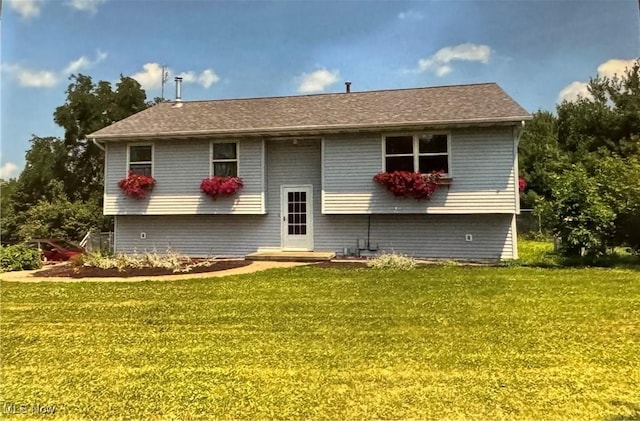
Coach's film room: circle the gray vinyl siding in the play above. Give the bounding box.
[114,137,516,259]
[114,213,514,259]
[104,138,265,215]
[322,127,518,214]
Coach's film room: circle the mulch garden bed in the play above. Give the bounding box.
[34,260,252,278]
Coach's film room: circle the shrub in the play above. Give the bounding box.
[542,165,615,257]
[367,253,418,270]
[0,244,42,272]
[79,248,189,273]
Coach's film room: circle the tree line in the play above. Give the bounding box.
[519,60,640,257]
[1,74,150,244]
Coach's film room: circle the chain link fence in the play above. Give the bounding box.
[84,232,114,254]
[517,209,543,235]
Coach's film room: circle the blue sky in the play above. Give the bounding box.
[1,0,639,179]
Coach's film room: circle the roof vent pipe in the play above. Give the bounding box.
[345,81,351,93]
[175,76,183,102]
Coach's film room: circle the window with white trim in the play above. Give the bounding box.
[128,145,153,176]
[211,142,238,177]
[384,133,449,175]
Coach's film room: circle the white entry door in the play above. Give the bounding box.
[281,185,314,251]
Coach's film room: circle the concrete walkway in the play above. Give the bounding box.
[0,261,309,283]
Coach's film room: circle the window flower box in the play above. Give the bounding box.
[200,176,243,199]
[118,171,155,199]
[373,171,446,200]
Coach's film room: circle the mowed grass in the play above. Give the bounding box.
[1,266,639,420]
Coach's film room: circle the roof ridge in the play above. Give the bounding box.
[160,82,499,105]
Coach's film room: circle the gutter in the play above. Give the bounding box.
[91,137,106,151]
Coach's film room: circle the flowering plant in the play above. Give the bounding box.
[518,177,527,193]
[118,171,155,199]
[373,171,443,200]
[200,176,243,199]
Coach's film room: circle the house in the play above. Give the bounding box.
[89,82,531,260]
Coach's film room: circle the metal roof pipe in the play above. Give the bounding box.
[345,81,351,93]
[175,76,183,102]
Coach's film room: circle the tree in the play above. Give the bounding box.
[518,110,566,208]
[2,73,148,243]
[538,59,640,257]
[595,156,640,254]
[53,74,148,201]
[10,136,68,212]
[542,165,616,257]
[556,60,640,161]
[1,178,19,243]
[15,181,105,241]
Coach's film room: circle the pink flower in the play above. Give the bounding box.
[373,171,443,200]
[118,171,155,199]
[518,177,527,193]
[200,176,243,199]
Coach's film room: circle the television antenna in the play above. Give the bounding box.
[160,65,170,100]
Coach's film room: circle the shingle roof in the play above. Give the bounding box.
[90,83,531,140]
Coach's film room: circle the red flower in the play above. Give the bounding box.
[118,171,155,199]
[518,177,527,193]
[200,176,243,199]
[373,171,443,200]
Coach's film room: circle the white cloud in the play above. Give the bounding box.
[398,10,423,20]
[557,81,591,103]
[7,0,44,19]
[556,58,637,103]
[297,68,340,93]
[65,0,107,14]
[132,63,166,90]
[2,64,58,87]
[597,59,636,79]
[3,50,108,88]
[415,43,492,77]
[177,69,221,88]
[0,162,19,179]
[132,63,220,91]
[63,50,107,75]
[197,69,221,88]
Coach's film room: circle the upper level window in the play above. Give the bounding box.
[128,145,153,176]
[384,133,449,175]
[212,142,238,177]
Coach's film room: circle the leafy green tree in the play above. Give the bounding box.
[15,181,105,242]
[542,165,616,257]
[595,156,640,254]
[53,74,148,201]
[1,178,19,243]
[10,136,68,213]
[556,60,640,161]
[518,110,566,208]
[539,59,640,257]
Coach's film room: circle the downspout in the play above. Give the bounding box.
[92,137,106,152]
[512,120,526,260]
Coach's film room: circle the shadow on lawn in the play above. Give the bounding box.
[605,399,640,421]
[513,241,640,270]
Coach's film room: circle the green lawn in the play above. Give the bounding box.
[1,265,639,420]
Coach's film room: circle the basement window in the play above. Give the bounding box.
[211,142,238,177]
[384,133,450,175]
[128,145,153,177]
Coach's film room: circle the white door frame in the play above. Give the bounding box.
[281,184,314,251]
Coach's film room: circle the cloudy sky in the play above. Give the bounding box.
[1,0,638,178]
